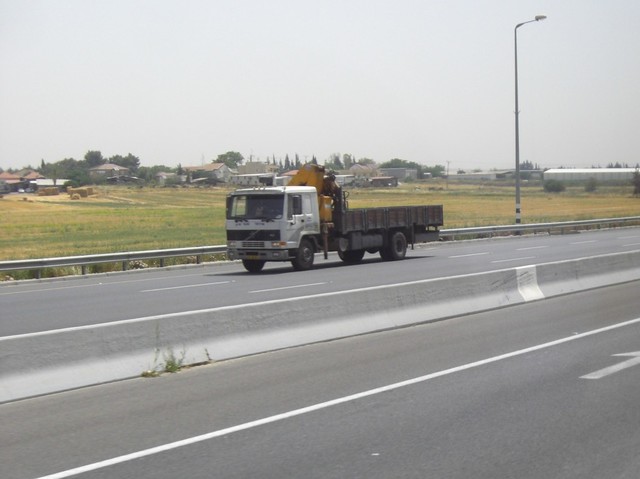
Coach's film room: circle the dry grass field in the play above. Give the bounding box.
[1,181,639,263]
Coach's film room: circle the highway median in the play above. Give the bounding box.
[2,249,639,403]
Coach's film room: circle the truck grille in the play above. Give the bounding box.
[241,241,265,248]
[226,229,280,241]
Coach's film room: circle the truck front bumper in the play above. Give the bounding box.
[227,248,292,262]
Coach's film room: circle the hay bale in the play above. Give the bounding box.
[38,187,60,196]
[68,187,89,198]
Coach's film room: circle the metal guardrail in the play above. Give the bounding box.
[439,216,640,239]
[0,246,227,278]
[1,216,639,278]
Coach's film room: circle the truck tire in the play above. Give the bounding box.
[381,231,407,261]
[291,238,315,271]
[242,259,266,273]
[338,249,365,264]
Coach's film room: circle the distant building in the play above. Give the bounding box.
[348,164,378,178]
[154,172,183,186]
[230,173,275,186]
[379,168,418,181]
[183,163,232,182]
[238,162,278,175]
[370,176,399,187]
[453,171,500,181]
[334,175,355,186]
[89,163,130,178]
[0,170,44,191]
[0,171,21,191]
[32,178,70,188]
[543,168,637,182]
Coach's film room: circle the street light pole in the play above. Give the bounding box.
[514,15,546,225]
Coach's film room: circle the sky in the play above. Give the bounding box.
[1,0,639,172]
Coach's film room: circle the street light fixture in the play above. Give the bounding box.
[514,14,546,225]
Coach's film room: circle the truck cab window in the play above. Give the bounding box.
[228,196,247,218]
[288,195,302,219]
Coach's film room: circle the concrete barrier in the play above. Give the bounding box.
[2,250,639,403]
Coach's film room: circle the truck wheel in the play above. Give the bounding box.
[292,238,315,271]
[382,231,407,261]
[242,259,266,273]
[338,249,365,264]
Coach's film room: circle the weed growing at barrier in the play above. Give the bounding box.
[163,348,186,373]
[142,347,188,377]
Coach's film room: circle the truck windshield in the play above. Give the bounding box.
[227,194,284,220]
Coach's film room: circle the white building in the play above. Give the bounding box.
[543,168,637,182]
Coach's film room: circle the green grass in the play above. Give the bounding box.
[1,181,638,262]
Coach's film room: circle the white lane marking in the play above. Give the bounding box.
[570,240,597,245]
[448,252,490,259]
[581,352,640,379]
[516,246,549,251]
[35,316,640,479]
[617,235,640,240]
[622,242,640,248]
[141,281,232,293]
[0,272,221,296]
[250,282,327,293]
[491,256,535,264]
[0,283,101,296]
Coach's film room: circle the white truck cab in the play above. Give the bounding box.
[226,186,321,271]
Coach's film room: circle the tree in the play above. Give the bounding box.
[216,151,244,169]
[357,158,376,166]
[423,165,446,178]
[84,150,104,168]
[109,153,140,173]
[137,165,173,183]
[633,169,640,197]
[325,153,343,170]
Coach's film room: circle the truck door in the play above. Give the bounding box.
[301,193,315,230]
[287,193,315,235]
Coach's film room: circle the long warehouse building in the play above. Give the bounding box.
[543,168,638,182]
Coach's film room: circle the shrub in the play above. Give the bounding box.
[585,177,598,192]
[543,179,566,193]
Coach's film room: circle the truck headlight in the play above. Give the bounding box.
[271,241,287,248]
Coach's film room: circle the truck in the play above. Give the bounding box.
[225,164,443,272]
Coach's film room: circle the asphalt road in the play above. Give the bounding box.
[2,227,640,336]
[2,281,639,478]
